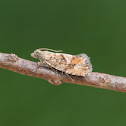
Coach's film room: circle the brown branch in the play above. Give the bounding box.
[0,52,126,93]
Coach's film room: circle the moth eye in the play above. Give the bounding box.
[35,53,40,57]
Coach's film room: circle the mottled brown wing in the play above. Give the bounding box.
[43,53,71,72]
[65,53,92,76]
[43,53,92,76]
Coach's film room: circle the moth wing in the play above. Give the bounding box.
[65,65,90,76]
[43,59,67,72]
[42,53,92,76]
[76,53,92,73]
[65,53,92,76]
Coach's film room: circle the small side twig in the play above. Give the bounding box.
[0,52,126,93]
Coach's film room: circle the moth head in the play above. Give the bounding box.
[31,49,44,59]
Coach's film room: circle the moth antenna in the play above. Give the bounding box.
[38,48,62,52]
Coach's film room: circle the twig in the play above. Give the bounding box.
[0,52,126,93]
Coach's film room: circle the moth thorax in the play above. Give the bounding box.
[42,51,54,61]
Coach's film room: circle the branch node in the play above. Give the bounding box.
[48,79,62,86]
[6,54,19,62]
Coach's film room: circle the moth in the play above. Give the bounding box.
[31,48,92,77]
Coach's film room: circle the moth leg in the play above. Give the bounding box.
[48,65,59,75]
[33,60,58,76]
[32,62,45,73]
[43,61,59,76]
[65,72,74,82]
[61,71,64,75]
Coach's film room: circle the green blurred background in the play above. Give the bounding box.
[0,0,126,126]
